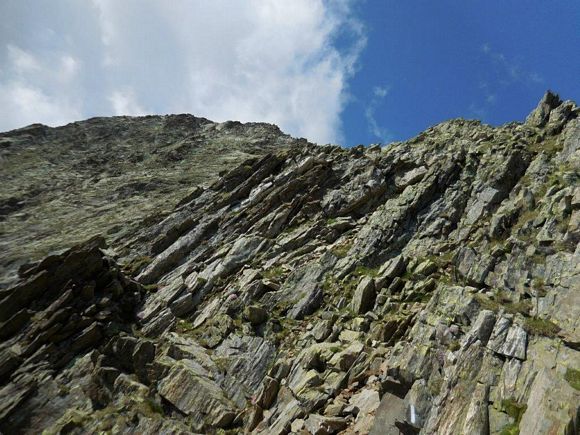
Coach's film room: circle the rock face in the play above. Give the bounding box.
[0,91,579,434]
[0,115,303,288]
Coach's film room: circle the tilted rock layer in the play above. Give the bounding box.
[0,91,578,434]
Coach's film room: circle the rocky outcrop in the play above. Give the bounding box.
[0,91,579,434]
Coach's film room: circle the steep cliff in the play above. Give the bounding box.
[0,92,578,434]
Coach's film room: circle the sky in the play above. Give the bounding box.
[0,1,578,146]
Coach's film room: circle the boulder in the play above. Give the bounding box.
[395,167,427,189]
[463,309,496,348]
[243,305,268,325]
[351,276,376,314]
[377,255,406,285]
[519,368,578,434]
[158,360,236,429]
[303,414,347,434]
[499,324,527,360]
[255,376,279,409]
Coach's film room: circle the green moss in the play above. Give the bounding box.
[564,368,580,391]
[175,319,195,334]
[523,317,561,338]
[501,398,526,420]
[428,376,443,396]
[529,136,563,157]
[262,266,285,280]
[474,292,531,316]
[330,242,353,258]
[513,209,539,231]
[352,265,380,278]
[400,269,415,281]
[505,300,532,316]
[500,423,520,435]
[122,255,153,276]
[499,398,527,435]
[280,223,300,234]
[420,292,434,303]
[323,274,357,301]
[448,340,460,352]
[141,398,164,416]
[143,284,159,293]
[214,356,231,373]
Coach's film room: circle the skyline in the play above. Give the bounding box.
[1,1,579,146]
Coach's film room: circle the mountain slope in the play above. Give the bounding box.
[0,92,578,434]
[0,115,303,288]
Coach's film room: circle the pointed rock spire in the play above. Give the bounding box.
[525,90,562,127]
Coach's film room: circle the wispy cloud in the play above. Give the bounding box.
[364,85,392,143]
[0,0,367,144]
[480,43,543,85]
[469,43,543,120]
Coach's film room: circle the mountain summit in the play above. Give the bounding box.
[0,92,578,433]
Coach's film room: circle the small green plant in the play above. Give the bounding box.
[428,376,443,396]
[352,265,380,277]
[499,398,527,435]
[523,317,560,338]
[122,255,153,275]
[330,242,352,258]
[505,300,532,316]
[564,368,580,391]
[262,266,285,280]
[448,340,460,352]
[512,209,540,231]
[143,284,159,293]
[500,422,520,435]
[474,292,531,316]
[175,319,195,334]
[142,398,164,416]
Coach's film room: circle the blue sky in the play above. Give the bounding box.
[0,1,578,146]
[344,1,580,146]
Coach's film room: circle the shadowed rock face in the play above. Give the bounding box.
[0,91,579,434]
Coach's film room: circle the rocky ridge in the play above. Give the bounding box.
[0,115,302,288]
[0,91,579,434]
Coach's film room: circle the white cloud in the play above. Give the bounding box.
[373,86,389,98]
[108,89,146,116]
[0,42,83,128]
[480,42,543,85]
[59,55,80,81]
[7,44,41,73]
[485,94,496,104]
[0,81,82,128]
[471,43,544,120]
[0,1,366,144]
[365,85,391,143]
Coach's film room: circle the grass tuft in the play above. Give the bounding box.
[523,317,560,338]
[564,368,580,391]
[499,398,527,435]
[262,266,285,281]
